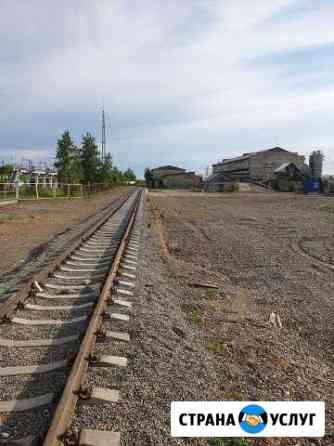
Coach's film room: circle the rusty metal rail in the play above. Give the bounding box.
[0,190,134,322]
[43,189,142,446]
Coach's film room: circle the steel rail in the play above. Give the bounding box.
[0,190,135,322]
[43,189,142,446]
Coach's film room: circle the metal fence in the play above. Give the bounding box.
[0,183,84,201]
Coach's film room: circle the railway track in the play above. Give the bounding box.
[0,188,143,445]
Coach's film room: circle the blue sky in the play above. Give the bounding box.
[1,0,334,176]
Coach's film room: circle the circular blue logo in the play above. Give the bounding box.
[238,404,268,434]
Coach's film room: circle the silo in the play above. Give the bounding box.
[309,150,324,180]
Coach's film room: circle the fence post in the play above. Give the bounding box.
[52,183,57,199]
[35,182,39,200]
[67,184,70,197]
[15,183,20,201]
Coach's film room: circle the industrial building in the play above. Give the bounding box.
[151,165,201,189]
[212,147,305,184]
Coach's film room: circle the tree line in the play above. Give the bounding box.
[56,130,136,185]
[0,130,136,186]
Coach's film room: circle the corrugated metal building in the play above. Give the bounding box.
[212,147,305,183]
[151,165,201,189]
[163,171,201,189]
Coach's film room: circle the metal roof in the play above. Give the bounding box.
[214,147,291,167]
[274,162,291,173]
[151,165,185,171]
[163,171,197,177]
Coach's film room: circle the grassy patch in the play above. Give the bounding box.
[190,309,202,325]
[207,288,220,301]
[0,213,15,222]
[207,339,225,354]
[208,439,250,446]
[0,288,7,296]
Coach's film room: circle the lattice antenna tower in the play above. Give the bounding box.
[101,109,106,163]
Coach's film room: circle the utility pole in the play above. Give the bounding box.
[101,109,106,163]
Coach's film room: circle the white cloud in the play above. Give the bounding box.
[1,0,334,175]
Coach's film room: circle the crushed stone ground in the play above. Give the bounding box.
[94,190,333,446]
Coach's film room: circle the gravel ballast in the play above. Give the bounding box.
[72,191,333,446]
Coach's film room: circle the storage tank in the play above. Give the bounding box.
[309,150,324,179]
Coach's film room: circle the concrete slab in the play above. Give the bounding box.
[0,359,68,376]
[98,355,127,367]
[11,315,87,326]
[112,299,132,308]
[117,280,135,288]
[91,387,120,402]
[109,312,129,322]
[79,430,120,446]
[119,272,136,279]
[116,288,133,296]
[0,393,53,412]
[0,335,78,347]
[106,331,130,342]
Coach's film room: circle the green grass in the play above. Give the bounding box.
[207,339,225,354]
[0,213,15,221]
[207,288,220,300]
[231,182,240,192]
[190,309,202,325]
[0,288,7,296]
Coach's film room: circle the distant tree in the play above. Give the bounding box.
[124,168,136,182]
[144,167,154,187]
[55,130,137,189]
[99,153,115,184]
[80,133,101,184]
[55,131,81,182]
[0,164,14,180]
[111,166,126,184]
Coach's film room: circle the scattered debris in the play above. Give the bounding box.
[168,241,180,252]
[33,281,43,292]
[189,282,220,289]
[172,326,185,338]
[269,312,283,328]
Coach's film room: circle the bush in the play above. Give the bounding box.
[288,180,296,192]
[190,309,202,325]
[231,182,240,192]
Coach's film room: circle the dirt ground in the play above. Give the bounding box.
[116,190,333,446]
[0,188,132,295]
